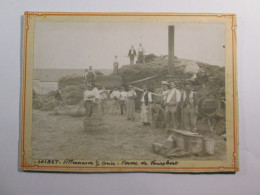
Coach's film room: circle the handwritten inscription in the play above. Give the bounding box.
[36,159,179,167]
[150,160,179,166]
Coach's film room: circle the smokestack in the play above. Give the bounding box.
[168,25,175,73]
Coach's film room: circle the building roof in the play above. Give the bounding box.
[33,69,112,82]
[95,75,123,88]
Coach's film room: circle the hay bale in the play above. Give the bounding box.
[62,85,84,105]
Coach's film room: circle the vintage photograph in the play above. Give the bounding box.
[20,12,238,172]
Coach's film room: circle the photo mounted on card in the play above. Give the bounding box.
[20,12,238,172]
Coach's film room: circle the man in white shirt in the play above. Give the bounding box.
[164,81,181,130]
[99,87,109,114]
[84,85,96,117]
[92,86,100,100]
[137,43,145,64]
[113,55,119,75]
[109,87,120,113]
[118,87,127,115]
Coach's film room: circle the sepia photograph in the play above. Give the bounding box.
[20,12,238,172]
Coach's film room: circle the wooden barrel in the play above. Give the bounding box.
[187,137,204,154]
[204,138,215,155]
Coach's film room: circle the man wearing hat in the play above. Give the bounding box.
[118,87,127,115]
[99,87,109,114]
[164,81,181,130]
[109,87,120,113]
[83,84,96,118]
[140,85,153,126]
[128,45,137,65]
[84,66,97,85]
[126,85,137,121]
[181,85,198,132]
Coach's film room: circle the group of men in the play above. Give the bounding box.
[83,80,199,132]
[82,64,198,132]
[83,84,137,121]
[109,86,137,121]
[83,84,108,118]
[128,43,145,65]
[110,43,146,75]
[139,81,198,132]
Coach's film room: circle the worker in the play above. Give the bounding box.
[83,84,96,118]
[99,87,109,114]
[54,88,63,111]
[55,88,62,102]
[137,43,145,64]
[164,81,181,130]
[128,45,137,65]
[140,85,153,126]
[118,87,127,115]
[178,83,186,129]
[126,85,137,121]
[196,83,214,132]
[113,56,119,75]
[84,66,96,85]
[109,87,120,113]
[152,81,170,128]
[181,85,198,132]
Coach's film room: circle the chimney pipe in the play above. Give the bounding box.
[168,25,175,73]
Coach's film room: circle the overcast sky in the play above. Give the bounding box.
[34,21,225,69]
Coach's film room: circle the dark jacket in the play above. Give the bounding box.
[128,49,137,57]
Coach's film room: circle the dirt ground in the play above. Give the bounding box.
[32,106,226,161]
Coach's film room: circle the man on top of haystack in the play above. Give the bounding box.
[128,45,137,65]
[137,43,145,64]
[84,66,96,85]
[113,55,119,75]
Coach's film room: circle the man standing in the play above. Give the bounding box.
[140,85,153,126]
[137,43,145,64]
[84,66,96,85]
[164,81,181,130]
[178,83,186,129]
[128,45,136,65]
[109,87,120,113]
[126,85,137,121]
[181,85,198,132]
[92,85,101,117]
[54,88,63,111]
[84,85,96,118]
[113,55,119,75]
[99,87,109,114]
[118,87,127,115]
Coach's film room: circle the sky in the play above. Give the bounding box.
[34,21,225,69]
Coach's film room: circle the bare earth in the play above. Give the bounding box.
[32,108,226,161]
